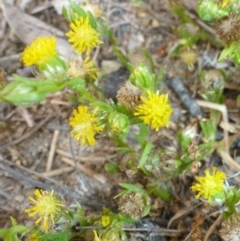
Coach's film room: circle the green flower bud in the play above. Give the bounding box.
[198,0,229,22]
[129,63,155,93]
[108,112,129,134]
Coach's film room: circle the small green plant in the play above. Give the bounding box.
[0,0,240,240]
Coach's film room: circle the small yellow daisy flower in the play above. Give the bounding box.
[21,36,57,67]
[25,190,63,232]
[69,106,104,146]
[101,215,111,227]
[191,167,226,203]
[66,16,103,54]
[67,56,98,81]
[134,91,173,131]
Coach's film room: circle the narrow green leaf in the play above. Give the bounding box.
[138,142,153,167]
[119,183,146,194]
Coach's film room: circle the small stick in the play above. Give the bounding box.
[61,157,94,176]
[42,167,74,177]
[46,130,60,172]
[17,107,35,127]
[203,214,222,241]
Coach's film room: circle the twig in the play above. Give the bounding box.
[17,107,35,127]
[42,167,74,177]
[203,214,222,241]
[46,130,60,172]
[218,150,240,172]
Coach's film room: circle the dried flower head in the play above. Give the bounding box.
[21,36,57,67]
[191,167,226,204]
[69,106,104,146]
[134,91,173,131]
[25,190,64,232]
[81,1,103,19]
[203,69,225,91]
[220,214,240,241]
[116,81,142,108]
[180,48,197,69]
[67,56,98,81]
[216,15,240,43]
[66,16,103,54]
[119,192,150,219]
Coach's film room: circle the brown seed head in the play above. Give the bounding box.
[216,15,240,43]
[116,81,142,108]
[220,215,240,241]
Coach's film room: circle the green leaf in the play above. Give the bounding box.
[62,6,70,22]
[142,204,151,217]
[87,11,97,29]
[91,101,113,112]
[218,43,238,62]
[67,78,86,90]
[113,46,130,67]
[0,217,29,241]
[119,183,146,194]
[138,142,153,167]
[68,0,86,17]
[39,230,71,241]
[3,92,46,107]
[148,186,171,201]
[200,119,216,141]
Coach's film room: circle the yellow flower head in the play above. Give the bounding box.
[67,56,98,81]
[21,36,57,67]
[191,167,226,203]
[69,106,104,146]
[66,16,103,54]
[134,91,173,131]
[101,215,111,227]
[25,190,64,232]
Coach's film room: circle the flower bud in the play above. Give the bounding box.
[180,48,197,69]
[108,112,129,135]
[129,63,155,93]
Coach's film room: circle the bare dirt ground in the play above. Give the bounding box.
[0,0,240,240]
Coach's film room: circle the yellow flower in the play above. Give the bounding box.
[101,215,111,227]
[21,36,57,67]
[69,106,103,146]
[67,56,98,81]
[66,16,103,54]
[134,91,173,131]
[25,190,63,232]
[191,167,226,203]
